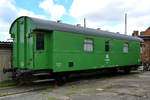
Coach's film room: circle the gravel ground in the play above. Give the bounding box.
[0,71,150,100]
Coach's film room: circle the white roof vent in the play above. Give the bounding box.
[57,20,62,23]
[97,28,101,30]
[77,24,81,27]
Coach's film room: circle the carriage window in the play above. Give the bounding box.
[105,40,109,52]
[36,33,44,50]
[84,39,94,52]
[123,43,129,53]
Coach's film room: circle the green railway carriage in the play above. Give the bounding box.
[6,16,143,83]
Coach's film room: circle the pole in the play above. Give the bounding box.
[84,18,86,28]
[125,13,127,35]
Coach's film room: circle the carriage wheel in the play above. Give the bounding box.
[55,74,69,86]
[124,67,131,74]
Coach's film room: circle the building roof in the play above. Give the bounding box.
[0,41,12,49]
[140,27,150,36]
[11,16,144,42]
[139,35,150,40]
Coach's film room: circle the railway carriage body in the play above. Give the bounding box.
[9,16,143,76]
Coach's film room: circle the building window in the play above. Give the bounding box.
[36,33,44,50]
[105,40,109,52]
[123,43,129,53]
[84,38,94,52]
[140,43,144,54]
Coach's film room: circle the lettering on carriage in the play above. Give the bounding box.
[56,62,62,67]
[105,54,110,62]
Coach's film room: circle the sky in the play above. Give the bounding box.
[0,0,150,41]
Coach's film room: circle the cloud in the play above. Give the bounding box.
[0,32,10,41]
[0,0,17,41]
[0,0,47,41]
[39,0,66,20]
[0,0,18,24]
[70,0,150,35]
[70,0,125,24]
[18,9,47,19]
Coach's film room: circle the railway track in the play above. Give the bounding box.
[0,83,52,98]
[0,71,141,98]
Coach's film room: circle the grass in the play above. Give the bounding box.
[1,93,9,96]
[66,87,97,96]
[66,90,80,96]
[115,91,142,97]
[131,94,142,97]
[42,88,52,94]
[71,85,77,88]
[66,83,115,96]
[0,82,16,88]
[101,83,114,89]
[0,87,46,97]
[44,96,56,100]
[42,96,57,100]
[0,91,19,97]
[0,80,31,88]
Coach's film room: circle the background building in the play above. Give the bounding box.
[0,41,12,82]
[133,28,150,67]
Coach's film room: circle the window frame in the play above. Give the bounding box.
[36,33,44,51]
[140,43,144,54]
[84,38,94,52]
[105,40,110,52]
[123,42,129,53]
